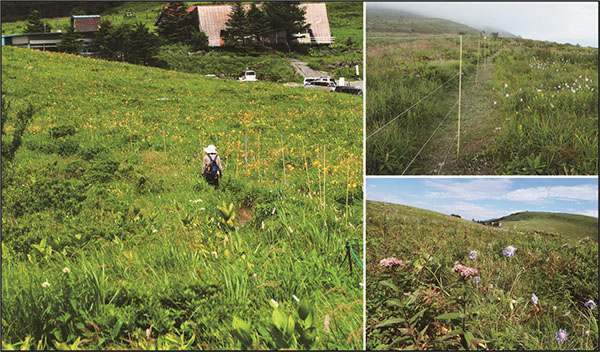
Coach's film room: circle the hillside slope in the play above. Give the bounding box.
[495,211,598,240]
[366,200,598,350]
[1,47,363,349]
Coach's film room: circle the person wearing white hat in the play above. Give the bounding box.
[202,144,223,189]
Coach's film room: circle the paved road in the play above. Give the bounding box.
[287,58,329,78]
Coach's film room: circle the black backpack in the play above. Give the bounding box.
[206,154,219,179]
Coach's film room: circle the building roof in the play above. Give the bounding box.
[2,32,61,38]
[71,15,101,18]
[159,3,333,47]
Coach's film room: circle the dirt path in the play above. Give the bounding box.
[418,61,501,174]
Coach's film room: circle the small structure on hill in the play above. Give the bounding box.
[71,15,101,32]
[156,3,334,47]
[2,14,100,52]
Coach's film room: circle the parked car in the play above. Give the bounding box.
[303,80,337,91]
[303,77,319,85]
[333,85,363,95]
[239,71,257,82]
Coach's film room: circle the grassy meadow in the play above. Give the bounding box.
[366,201,599,350]
[1,45,363,350]
[366,35,598,175]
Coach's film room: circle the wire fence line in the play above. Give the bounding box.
[437,132,459,175]
[401,99,459,175]
[366,72,460,140]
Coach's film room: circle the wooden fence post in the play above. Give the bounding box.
[457,35,463,158]
[475,38,481,85]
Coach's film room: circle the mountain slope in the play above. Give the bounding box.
[496,211,598,240]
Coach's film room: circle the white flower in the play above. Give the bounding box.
[253,273,257,281]
[537,89,542,92]
[520,98,523,102]
[288,226,293,234]
[493,101,497,105]
[505,93,510,98]
[551,104,555,108]
[62,267,71,274]
[293,295,300,303]
[585,77,589,82]
[152,226,158,233]
[270,299,279,308]
[272,208,276,215]
[504,83,508,88]
[42,281,50,288]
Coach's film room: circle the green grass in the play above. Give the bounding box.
[366,35,598,175]
[496,212,598,241]
[1,45,363,350]
[366,200,599,350]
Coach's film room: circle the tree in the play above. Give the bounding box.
[57,26,82,54]
[189,31,209,51]
[224,3,250,51]
[92,20,131,61]
[128,22,161,65]
[25,9,52,33]
[246,3,270,49]
[156,2,196,44]
[262,2,308,45]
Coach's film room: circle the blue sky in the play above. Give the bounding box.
[366,178,598,220]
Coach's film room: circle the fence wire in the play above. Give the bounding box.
[366,72,460,140]
[401,99,460,175]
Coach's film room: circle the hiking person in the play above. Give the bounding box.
[202,144,223,189]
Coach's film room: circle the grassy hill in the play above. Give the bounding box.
[366,6,481,37]
[366,200,598,350]
[494,211,598,241]
[1,46,363,350]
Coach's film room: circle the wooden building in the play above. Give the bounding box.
[156,3,334,47]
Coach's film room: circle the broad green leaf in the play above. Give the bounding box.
[385,298,402,307]
[375,317,405,328]
[298,300,310,320]
[379,279,399,292]
[435,312,462,320]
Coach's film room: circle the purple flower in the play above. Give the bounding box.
[472,276,481,285]
[469,250,478,259]
[584,300,597,309]
[503,246,517,258]
[555,329,568,344]
[531,293,538,306]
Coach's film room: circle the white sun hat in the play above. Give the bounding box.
[204,144,217,154]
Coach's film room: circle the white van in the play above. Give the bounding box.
[239,71,257,82]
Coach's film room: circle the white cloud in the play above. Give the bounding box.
[501,185,598,203]
[577,209,598,218]
[424,179,512,200]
